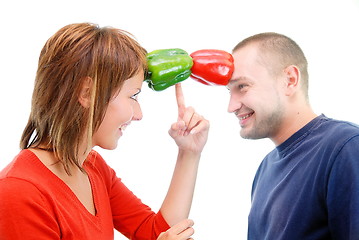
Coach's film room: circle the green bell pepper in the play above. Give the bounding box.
[145,48,193,91]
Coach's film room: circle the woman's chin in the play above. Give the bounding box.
[97,141,119,151]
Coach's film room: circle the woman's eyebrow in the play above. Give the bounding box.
[133,88,141,95]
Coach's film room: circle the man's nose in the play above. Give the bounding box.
[227,94,242,113]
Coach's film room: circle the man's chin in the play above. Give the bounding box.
[240,128,265,140]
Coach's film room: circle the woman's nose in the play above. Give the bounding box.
[133,102,143,121]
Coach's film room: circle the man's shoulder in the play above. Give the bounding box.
[310,116,359,151]
[318,116,359,137]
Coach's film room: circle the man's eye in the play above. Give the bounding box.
[238,84,248,90]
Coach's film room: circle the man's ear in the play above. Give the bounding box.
[283,65,300,96]
[78,77,93,108]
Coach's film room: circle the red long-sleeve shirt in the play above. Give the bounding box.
[0,149,170,240]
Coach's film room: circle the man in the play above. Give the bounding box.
[227,32,359,239]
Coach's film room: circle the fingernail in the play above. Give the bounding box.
[190,129,196,134]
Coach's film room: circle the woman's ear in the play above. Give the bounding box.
[78,77,92,108]
[283,65,300,96]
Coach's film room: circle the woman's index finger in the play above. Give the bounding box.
[175,83,186,116]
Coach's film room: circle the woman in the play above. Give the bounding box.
[0,23,209,240]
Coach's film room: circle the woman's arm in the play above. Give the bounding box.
[160,83,210,226]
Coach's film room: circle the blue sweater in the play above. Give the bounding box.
[248,115,359,240]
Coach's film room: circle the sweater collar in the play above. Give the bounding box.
[276,114,326,154]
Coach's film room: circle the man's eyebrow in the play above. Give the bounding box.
[228,77,247,85]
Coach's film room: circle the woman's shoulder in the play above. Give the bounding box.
[0,149,43,179]
[84,150,122,194]
[85,149,116,178]
[0,175,45,201]
[1,150,68,197]
[85,149,107,168]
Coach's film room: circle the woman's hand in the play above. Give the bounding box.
[168,84,209,154]
[157,219,195,240]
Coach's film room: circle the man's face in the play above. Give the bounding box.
[227,44,285,140]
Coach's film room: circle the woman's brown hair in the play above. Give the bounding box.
[20,23,147,175]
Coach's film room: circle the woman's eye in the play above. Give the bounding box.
[131,90,141,101]
[130,94,138,101]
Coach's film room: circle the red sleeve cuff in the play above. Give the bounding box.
[155,211,171,234]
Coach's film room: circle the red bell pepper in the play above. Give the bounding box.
[190,49,234,86]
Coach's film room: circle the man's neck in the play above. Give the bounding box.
[271,108,317,146]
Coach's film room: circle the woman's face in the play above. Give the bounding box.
[92,71,144,150]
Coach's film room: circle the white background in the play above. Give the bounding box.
[1,0,359,239]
